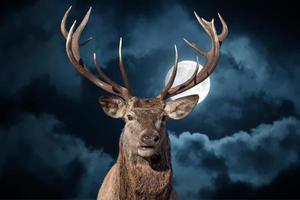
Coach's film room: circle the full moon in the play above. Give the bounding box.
[165,60,210,104]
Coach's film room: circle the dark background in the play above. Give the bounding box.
[0,0,299,199]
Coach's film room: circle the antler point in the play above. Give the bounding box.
[211,18,215,24]
[218,13,223,19]
[71,20,77,27]
[119,37,123,49]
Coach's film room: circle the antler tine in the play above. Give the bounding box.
[160,45,178,99]
[217,13,228,42]
[183,38,207,57]
[80,37,93,46]
[93,53,123,92]
[181,57,200,87]
[65,21,118,95]
[61,6,93,47]
[70,7,92,61]
[191,56,200,84]
[118,37,132,95]
[62,7,130,99]
[61,6,72,39]
[161,12,228,99]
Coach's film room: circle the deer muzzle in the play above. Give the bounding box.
[138,131,160,157]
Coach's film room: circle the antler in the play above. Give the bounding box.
[61,6,132,100]
[159,12,228,100]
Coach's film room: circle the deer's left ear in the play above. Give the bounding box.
[165,95,199,120]
[98,96,126,118]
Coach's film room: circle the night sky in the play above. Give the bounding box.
[0,0,300,199]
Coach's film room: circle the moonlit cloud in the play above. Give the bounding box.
[170,117,300,199]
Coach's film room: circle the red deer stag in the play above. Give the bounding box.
[61,6,228,200]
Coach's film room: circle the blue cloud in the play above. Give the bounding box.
[170,117,300,199]
[0,113,113,197]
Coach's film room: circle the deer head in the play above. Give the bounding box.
[61,6,228,159]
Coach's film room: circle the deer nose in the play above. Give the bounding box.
[141,133,160,146]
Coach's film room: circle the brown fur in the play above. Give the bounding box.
[118,129,172,200]
[97,96,198,200]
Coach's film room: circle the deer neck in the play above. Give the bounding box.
[117,134,173,200]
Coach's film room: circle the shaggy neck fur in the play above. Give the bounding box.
[117,134,172,200]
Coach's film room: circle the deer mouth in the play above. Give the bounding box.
[138,145,156,157]
[140,144,154,149]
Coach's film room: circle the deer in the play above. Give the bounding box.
[61,6,228,200]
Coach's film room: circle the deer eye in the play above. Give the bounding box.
[127,114,134,121]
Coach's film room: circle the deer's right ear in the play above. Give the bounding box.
[98,96,126,118]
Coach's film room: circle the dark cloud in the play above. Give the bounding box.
[0,0,82,97]
[170,117,300,199]
[0,77,123,157]
[0,113,113,198]
[208,161,300,199]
